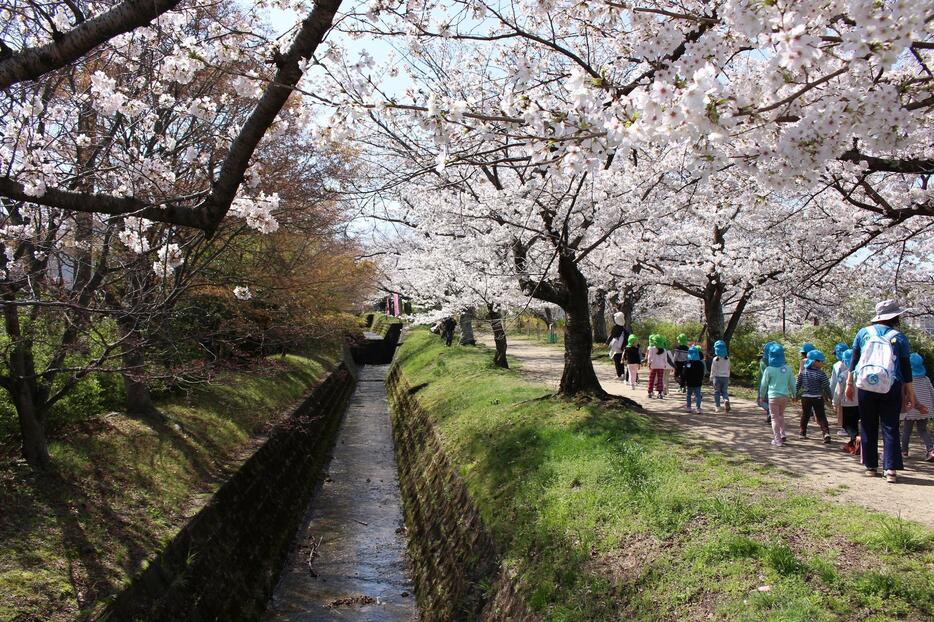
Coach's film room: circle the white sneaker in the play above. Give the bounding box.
[715,407,722,414]
[884,469,897,483]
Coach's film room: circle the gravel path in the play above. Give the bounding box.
[481,336,934,528]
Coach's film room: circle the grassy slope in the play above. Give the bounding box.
[369,312,403,337]
[397,330,933,622]
[0,351,338,622]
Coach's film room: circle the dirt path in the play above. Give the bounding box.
[263,365,417,621]
[481,335,934,528]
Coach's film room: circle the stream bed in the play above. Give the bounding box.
[263,365,417,621]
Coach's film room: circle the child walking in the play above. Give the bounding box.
[833,349,861,454]
[645,334,668,399]
[710,339,731,413]
[901,353,934,462]
[759,344,796,447]
[673,333,690,393]
[797,349,833,443]
[829,343,850,437]
[623,335,641,390]
[759,341,777,425]
[683,346,706,413]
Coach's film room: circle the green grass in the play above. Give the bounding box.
[395,329,933,621]
[0,350,338,622]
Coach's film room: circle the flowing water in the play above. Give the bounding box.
[263,365,417,621]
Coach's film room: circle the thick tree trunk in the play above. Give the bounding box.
[13,383,50,470]
[487,304,508,368]
[703,291,725,358]
[557,256,604,396]
[621,285,638,333]
[459,307,477,346]
[3,299,51,470]
[591,288,607,343]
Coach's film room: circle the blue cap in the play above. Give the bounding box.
[714,340,727,357]
[800,343,816,355]
[768,344,786,367]
[834,343,848,361]
[910,353,927,378]
[762,341,777,363]
[843,348,853,367]
[688,345,703,361]
[804,349,826,369]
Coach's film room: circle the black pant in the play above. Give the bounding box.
[858,384,904,471]
[800,397,830,436]
[443,329,454,346]
[674,361,685,387]
[842,406,860,440]
[612,352,625,377]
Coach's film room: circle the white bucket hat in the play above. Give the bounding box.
[613,312,625,326]
[871,299,906,323]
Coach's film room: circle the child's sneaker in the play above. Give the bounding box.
[884,469,897,483]
[724,400,731,413]
[771,439,783,447]
[684,405,692,413]
[823,434,832,444]
[864,468,878,477]
[714,406,721,413]
[799,432,807,439]
[695,408,702,414]
[647,392,654,399]
[926,450,934,462]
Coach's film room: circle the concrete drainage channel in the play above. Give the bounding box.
[263,364,417,621]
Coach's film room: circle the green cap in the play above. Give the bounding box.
[677,333,688,346]
[627,334,638,346]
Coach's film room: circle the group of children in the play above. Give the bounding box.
[610,326,934,462]
[757,340,934,460]
[611,330,732,414]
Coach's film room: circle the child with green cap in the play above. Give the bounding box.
[645,334,668,399]
[623,334,642,390]
[900,353,934,462]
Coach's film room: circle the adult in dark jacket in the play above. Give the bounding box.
[441,317,457,347]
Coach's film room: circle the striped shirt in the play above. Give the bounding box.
[797,367,831,398]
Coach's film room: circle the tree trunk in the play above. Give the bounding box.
[119,320,163,421]
[487,304,508,368]
[621,285,638,333]
[557,256,604,396]
[459,307,477,346]
[13,382,50,470]
[591,288,607,343]
[703,281,726,358]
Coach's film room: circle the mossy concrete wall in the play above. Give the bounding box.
[98,362,357,622]
[387,365,538,622]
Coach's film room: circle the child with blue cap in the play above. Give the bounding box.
[759,344,796,447]
[759,341,778,425]
[799,343,816,373]
[829,342,850,437]
[797,349,833,443]
[682,346,706,414]
[900,353,934,462]
[834,349,861,454]
[710,340,731,413]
